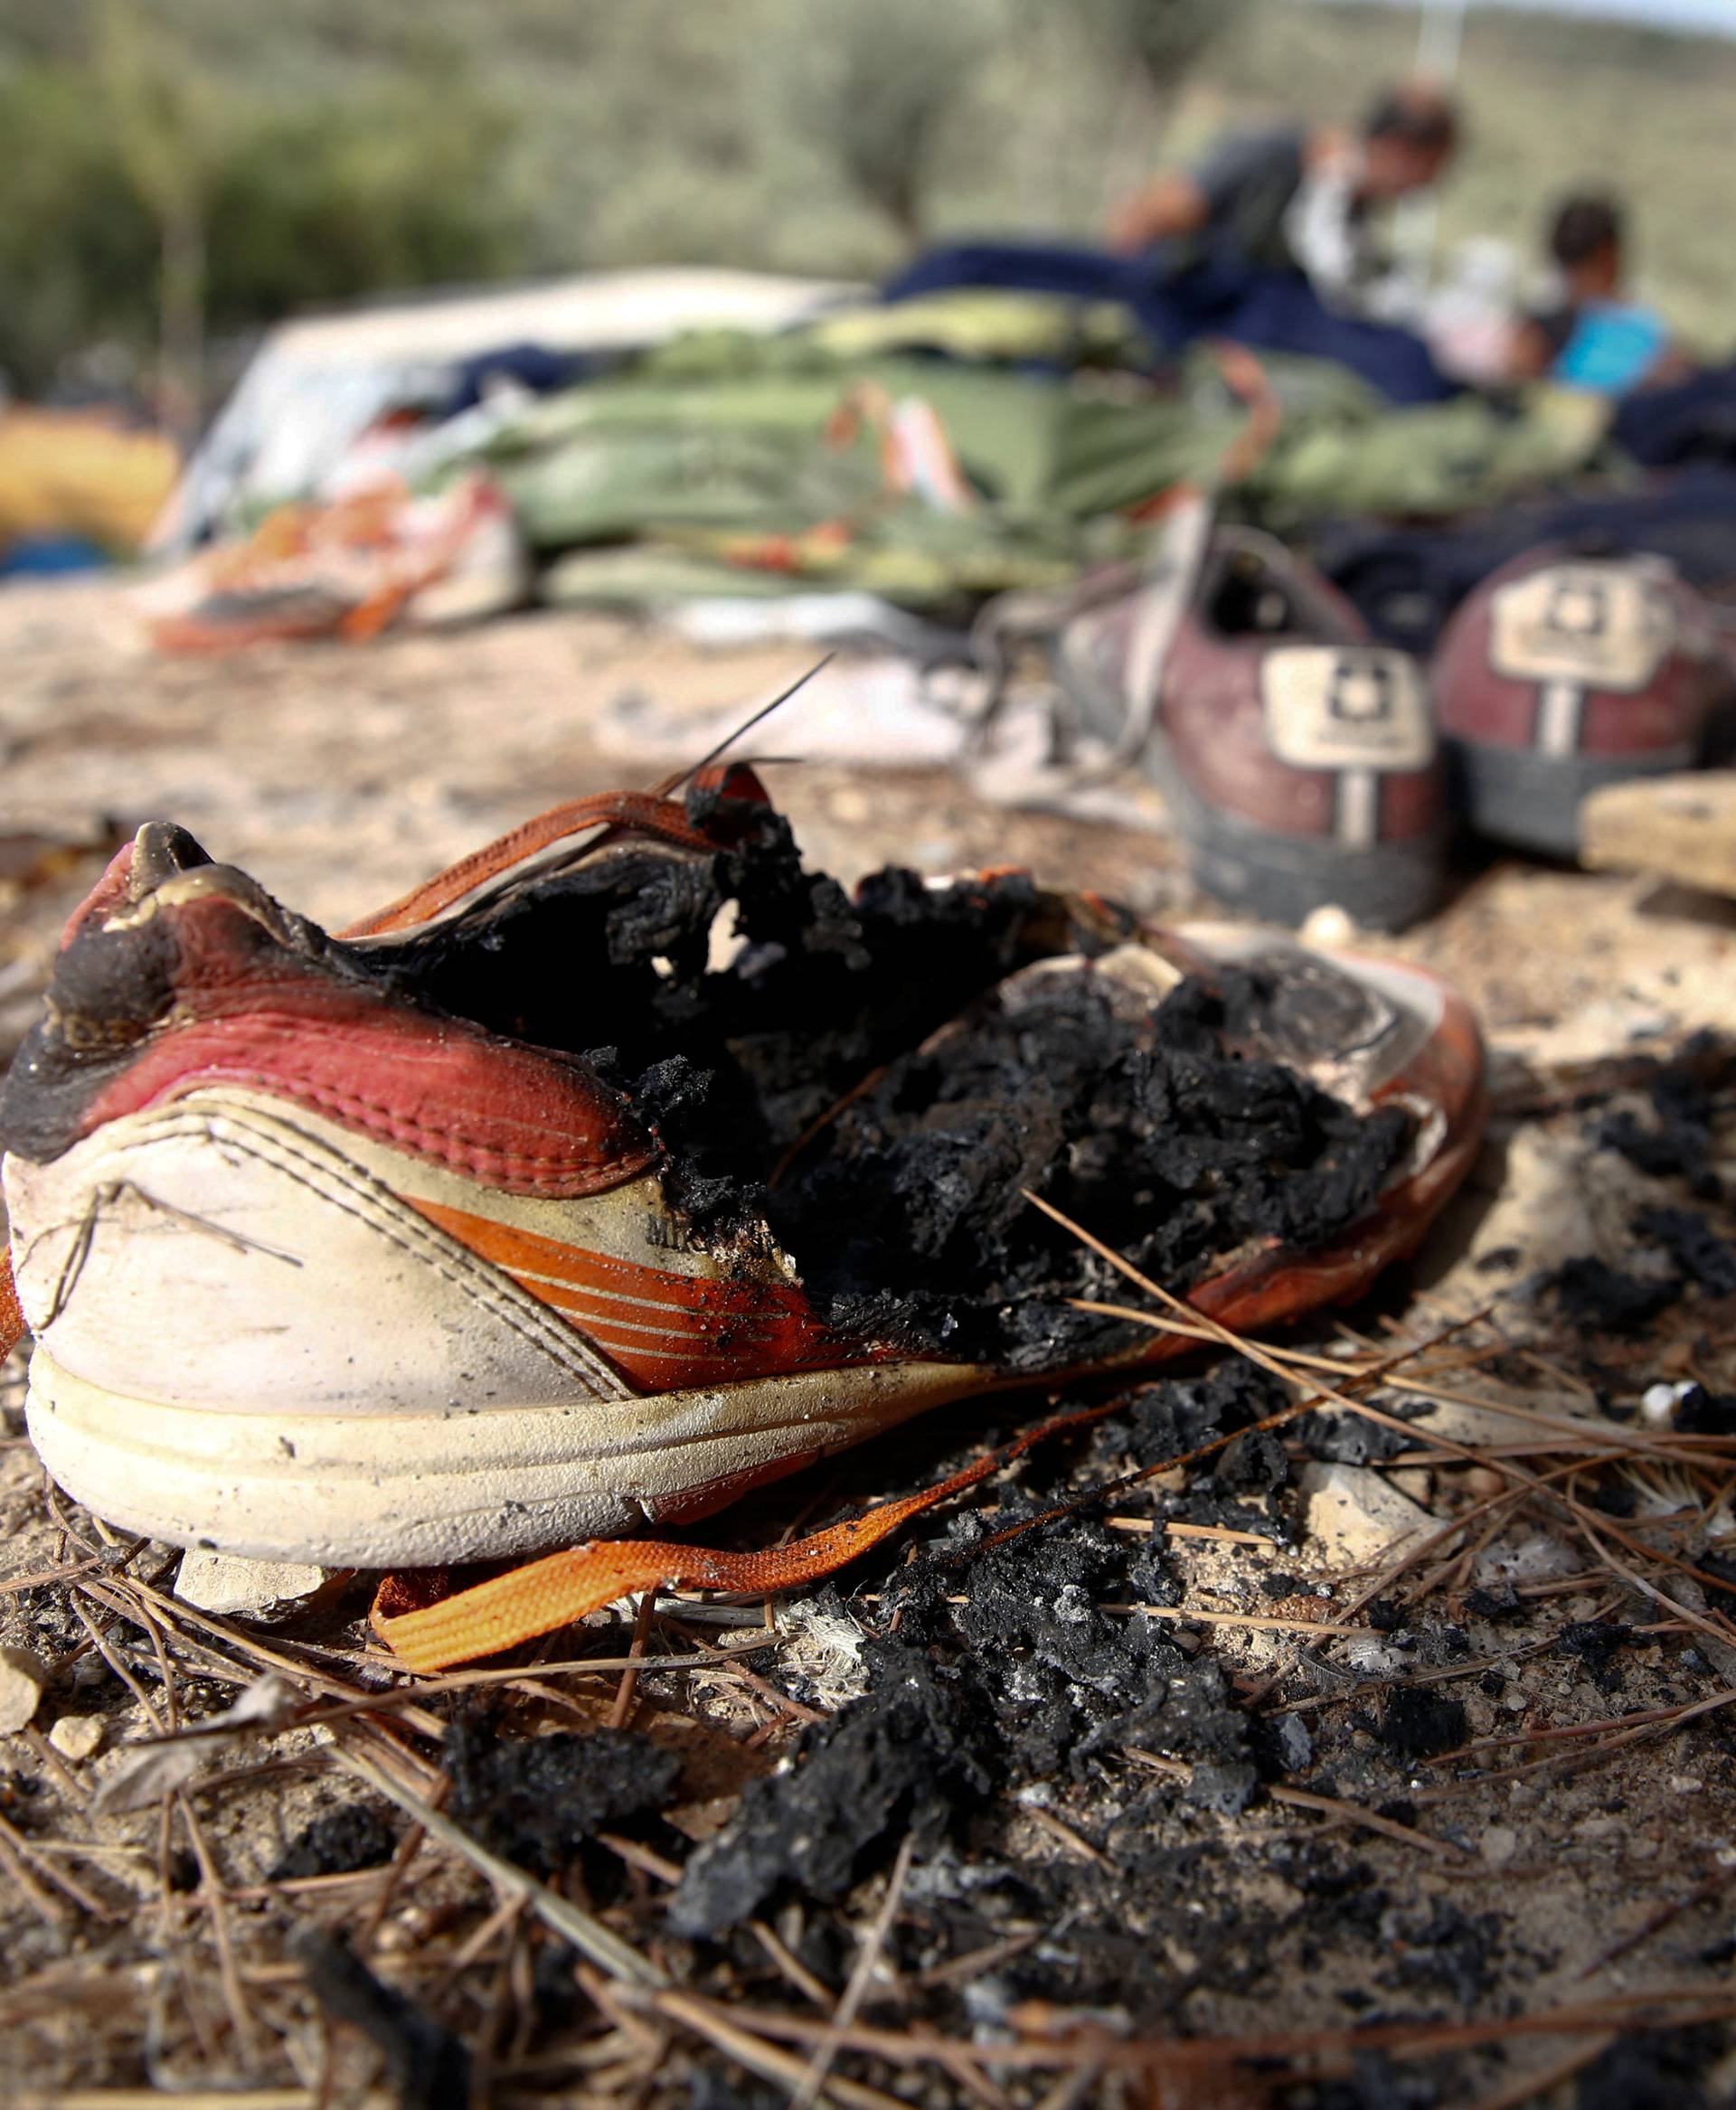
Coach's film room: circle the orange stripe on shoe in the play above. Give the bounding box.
[405,1195,873,1388]
[0,1256,24,1360]
[512,1295,853,1389]
[408,1199,814,1317]
[502,1278,811,1345]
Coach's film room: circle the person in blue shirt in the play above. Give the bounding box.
[1513,194,1684,396]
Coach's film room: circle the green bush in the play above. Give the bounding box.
[0,66,159,390]
[0,44,529,395]
[205,85,525,331]
[0,0,1731,400]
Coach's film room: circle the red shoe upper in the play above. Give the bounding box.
[1433,546,1735,762]
[13,826,658,1201]
[1072,532,1447,849]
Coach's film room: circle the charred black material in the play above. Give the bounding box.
[4,784,1415,1369]
[1548,1254,1681,1334]
[1596,1035,1729,1201]
[0,843,358,1165]
[1676,1385,1736,1435]
[1556,1620,1632,1691]
[443,1716,681,1875]
[764,966,1410,1365]
[1376,1688,1467,1760]
[366,789,1411,1368]
[290,1927,470,2110]
[0,916,185,1163]
[669,1643,995,1936]
[1636,1206,1736,1296]
[1576,2029,1724,2110]
[269,1801,398,1881]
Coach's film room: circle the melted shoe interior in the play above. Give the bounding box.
[354,787,1413,1370]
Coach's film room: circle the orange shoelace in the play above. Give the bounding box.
[0,1251,1110,1673]
[370,1402,1122,1672]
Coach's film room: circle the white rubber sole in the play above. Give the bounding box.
[24,1346,995,1568]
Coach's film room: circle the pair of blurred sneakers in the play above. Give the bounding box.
[1058,529,1736,929]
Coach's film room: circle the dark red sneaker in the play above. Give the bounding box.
[1059,530,1448,930]
[1431,546,1736,858]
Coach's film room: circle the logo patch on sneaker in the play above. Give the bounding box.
[1488,563,1674,693]
[1261,648,1434,773]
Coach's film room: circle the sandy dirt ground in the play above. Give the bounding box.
[2,579,1735,2109]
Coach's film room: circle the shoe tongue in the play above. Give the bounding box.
[127,822,212,899]
[108,824,326,957]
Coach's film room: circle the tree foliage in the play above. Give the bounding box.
[0,22,525,394]
[778,0,1000,241]
[1089,0,1247,94]
[0,0,1728,400]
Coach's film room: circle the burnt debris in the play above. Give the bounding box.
[368,787,1410,1369]
[0,784,1415,1373]
[669,1643,995,1936]
[291,1928,470,2110]
[442,1717,681,1875]
[269,1800,399,1882]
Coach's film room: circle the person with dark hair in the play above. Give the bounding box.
[1108,79,1459,301]
[1510,192,1682,393]
[880,80,1461,406]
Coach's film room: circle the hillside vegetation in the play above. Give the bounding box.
[0,0,1730,397]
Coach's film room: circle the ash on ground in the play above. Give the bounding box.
[4,591,1736,2108]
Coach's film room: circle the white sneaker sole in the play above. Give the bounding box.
[24,1346,993,1568]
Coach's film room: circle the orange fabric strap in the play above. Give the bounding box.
[373,1404,1116,1672]
[0,1256,24,1360]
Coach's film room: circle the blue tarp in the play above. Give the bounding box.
[883,241,1457,407]
[1314,465,1736,651]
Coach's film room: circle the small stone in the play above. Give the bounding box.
[0,1645,47,1733]
[1274,1713,1314,1773]
[1300,904,1356,948]
[1642,1380,1694,1427]
[1344,1637,1406,1676]
[1299,1463,1436,1568]
[1669,1774,1704,1794]
[1473,1529,1578,1587]
[47,1713,104,1761]
[1479,1823,1519,1868]
[175,1550,345,1620]
[1185,1761,1259,1817]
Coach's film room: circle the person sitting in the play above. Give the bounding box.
[1106,80,1460,308]
[879,81,1460,407]
[1510,194,1684,395]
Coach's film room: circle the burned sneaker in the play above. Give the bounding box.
[1432,546,1736,859]
[1059,528,1448,931]
[0,769,1484,1571]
